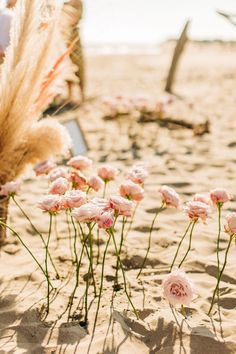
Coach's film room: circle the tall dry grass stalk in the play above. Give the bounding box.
[61,0,84,99]
[0,0,75,244]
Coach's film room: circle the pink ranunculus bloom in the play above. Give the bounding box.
[126,164,149,185]
[109,195,133,217]
[210,188,231,205]
[48,167,69,182]
[225,213,236,235]
[48,177,69,195]
[119,180,144,202]
[71,203,101,223]
[97,165,119,182]
[37,195,62,213]
[162,268,195,306]
[184,201,211,223]
[67,155,92,171]
[98,211,114,229]
[193,193,212,206]
[91,197,110,211]
[69,171,88,190]
[34,160,56,176]
[87,175,104,192]
[159,185,181,208]
[62,190,87,209]
[0,181,21,197]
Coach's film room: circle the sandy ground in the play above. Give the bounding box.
[1,41,236,353]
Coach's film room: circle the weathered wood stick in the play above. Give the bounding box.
[165,20,190,93]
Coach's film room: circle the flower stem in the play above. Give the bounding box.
[216,203,222,278]
[12,196,60,279]
[208,234,234,315]
[137,202,165,278]
[170,221,193,271]
[109,229,139,319]
[67,232,89,320]
[96,228,100,265]
[88,223,97,296]
[66,210,74,263]
[0,221,53,288]
[102,181,107,198]
[45,213,53,315]
[181,304,186,318]
[125,202,139,239]
[115,216,127,284]
[93,232,111,332]
[178,220,197,268]
[54,214,59,248]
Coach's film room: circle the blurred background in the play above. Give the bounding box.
[82,0,236,54]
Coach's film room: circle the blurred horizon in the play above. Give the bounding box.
[82,0,236,53]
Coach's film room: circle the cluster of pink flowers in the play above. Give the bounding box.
[2,154,236,317]
[34,157,150,230]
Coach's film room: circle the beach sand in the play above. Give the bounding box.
[1,41,236,353]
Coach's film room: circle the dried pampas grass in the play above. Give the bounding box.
[0,0,74,184]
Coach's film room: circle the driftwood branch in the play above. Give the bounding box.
[217,11,236,27]
[165,20,190,93]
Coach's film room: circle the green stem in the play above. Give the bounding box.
[115,216,127,284]
[178,220,197,268]
[88,223,97,296]
[181,304,186,318]
[208,234,234,315]
[67,232,89,320]
[66,210,74,263]
[12,196,60,279]
[137,202,165,278]
[93,232,111,332]
[216,203,222,278]
[102,181,107,198]
[96,228,100,265]
[125,202,139,239]
[0,221,53,288]
[170,221,193,271]
[109,229,139,319]
[45,214,53,314]
[54,214,59,248]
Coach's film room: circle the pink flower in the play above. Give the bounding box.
[0,181,21,197]
[225,213,236,235]
[184,201,211,222]
[71,203,101,223]
[119,180,144,202]
[97,165,119,182]
[69,171,88,190]
[162,268,195,306]
[87,175,104,192]
[126,164,148,185]
[109,195,133,217]
[210,188,231,205]
[67,155,92,170]
[48,177,69,195]
[91,197,110,211]
[62,190,87,209]
[98,211,114,229]
[48,167,69,182]
[193,193,212,206]
[37,195,62,213]
[34,160,56,176]
[159,185,181,208]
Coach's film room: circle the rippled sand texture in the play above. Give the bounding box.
[1,42,236,353]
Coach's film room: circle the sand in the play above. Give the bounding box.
[1,41,236,353]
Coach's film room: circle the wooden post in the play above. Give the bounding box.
[165,20,190,93]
